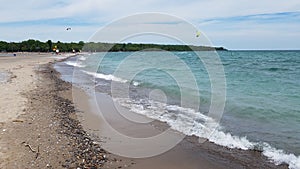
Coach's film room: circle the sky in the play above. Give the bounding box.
[0,0,300,50]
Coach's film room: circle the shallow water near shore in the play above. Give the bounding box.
[55,50,300,168]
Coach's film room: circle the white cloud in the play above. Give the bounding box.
[1,0,299,22]
[200,16,300,49]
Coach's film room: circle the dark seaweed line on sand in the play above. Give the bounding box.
[41,63,108,168]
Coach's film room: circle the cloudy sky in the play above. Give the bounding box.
[0,0,299,49]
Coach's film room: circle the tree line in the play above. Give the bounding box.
[83,42,227,52]
[0,39,227,52]
[0,39,84,52]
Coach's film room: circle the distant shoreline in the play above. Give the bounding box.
[228,49,300,52]
[82,42,227,52]
[0,39,227,53]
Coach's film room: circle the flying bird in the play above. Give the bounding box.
[66,27,72,31]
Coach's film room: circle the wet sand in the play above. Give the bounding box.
[72,88,224,169]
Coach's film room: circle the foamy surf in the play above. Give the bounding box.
[81,70,128,83]
[65,61,86,68]
[262,144,300,169]
[80,70,141,86]
[115,98,300,169]
[78,56,87,61]
[132,81,140,86]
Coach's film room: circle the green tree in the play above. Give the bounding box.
[46,40,52,52]
[0,41,7,52]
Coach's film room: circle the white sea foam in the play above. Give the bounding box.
[65,61,86,68]
[81,70,141,86]
[262,143,300,169]
[78,56,87,61]
[132,81,140,86]
[82,70,128,83]
[209,131,254,150]
[114,98,300,169]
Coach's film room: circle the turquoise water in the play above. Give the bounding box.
[60,50,300,168]
[220,51,300,155]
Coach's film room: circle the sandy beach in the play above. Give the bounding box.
[0,53,106,168]
[0,53,289,168]
[0,53,52,123]
[0,53,71,168]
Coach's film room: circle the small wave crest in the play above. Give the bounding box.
[78,56,87,61]
[81,70,128,83]
[132,81,140,86]
[65,61,86,68]
[81,70,142,86]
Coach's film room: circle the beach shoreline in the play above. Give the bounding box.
[70,79,288,169]
[56,55,289,169]
[0,53,289,168]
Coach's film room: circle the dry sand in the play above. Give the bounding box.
[0,53,67,167]
[0,53,67,123]
[0,53,85,168]
[0,53,107,169]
